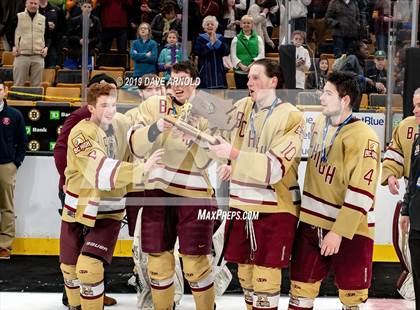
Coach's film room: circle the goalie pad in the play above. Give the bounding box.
[392,201,415,300]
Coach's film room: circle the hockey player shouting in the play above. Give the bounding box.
[59,82,163,310]
[288,72,381,310]
[209,58,305,310]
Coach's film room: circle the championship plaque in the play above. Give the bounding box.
[163,115,219,145]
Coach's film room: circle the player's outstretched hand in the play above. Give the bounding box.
[320,231,342,256]
[209,136,236,159]
[217,164,232,181]
[144,148,165,173]
[157,118,173,132]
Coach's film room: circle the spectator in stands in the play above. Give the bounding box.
[49,0,66,12]
[340,41,382,110]
[372,0,391,53]
[248,0,275,49]
[220,0,239,49]
[193,15,228,89]
[12,0,50,87]
[365,49,387,94]
[4,0,26,51]
[63,0,101,70]
[131,22,158,78]
[325,0,360,58]
[39,0,64,68]
[158,30,183,82]
[196,0,222,20]
[53,73,118,307]
[150,2,182,47]
[231,15,265,89]
[293,30,311,89]
[290,0,311,32]
[97,0,132,53]
[305,54,329,89]
[0,79,27,260]
[66,0,98,19]
[137,0,160,24]
[393,47,405,94]
[306,0,330,56]
[188,0,204,41]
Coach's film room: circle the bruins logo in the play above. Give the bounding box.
[57,125,63,135]
[28,140,40,151]
[28,109,41,121]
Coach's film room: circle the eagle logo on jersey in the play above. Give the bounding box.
[72,134,92,154]
[364,140,379,160]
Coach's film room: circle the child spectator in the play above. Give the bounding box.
[63,0,101,70]
[293,30,311,89]
[150,2,182,47]
[158,30,183,82]
[130,22,158,78]
[305,55,329,89]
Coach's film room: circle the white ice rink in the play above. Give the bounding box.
[0,293,416,310]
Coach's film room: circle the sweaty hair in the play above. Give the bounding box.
[327,71,360,107]
[172,60,198,80]
[250,58,281,88]
[87,82,117,106]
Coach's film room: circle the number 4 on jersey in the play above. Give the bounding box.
[363,169,374,186]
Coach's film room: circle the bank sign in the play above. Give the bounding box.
[302,112,386,157]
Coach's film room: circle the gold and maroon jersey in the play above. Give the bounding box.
[382,116,418,185]
[128,95,215,199]
[301,115,381,240]
[63,113,143,227]
[227,97,304,214]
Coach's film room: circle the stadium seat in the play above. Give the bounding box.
[0,67,13,82]
[226,71,236,89]
[36,101,70,107]
[45,87,81,102]
[96,53,128,69]
[297,91,320,105]
[1,51,14,66]
[56,83,82,88]
[42,69,56,86]
[7,99,35,106]
[369,93,403,108]
[360,93,369,108]
[8,86,44,101]
[56,69,82,84]
[91,69,124,84]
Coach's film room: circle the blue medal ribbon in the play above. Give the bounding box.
[249,98,280,140]
[321,114,353,163]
